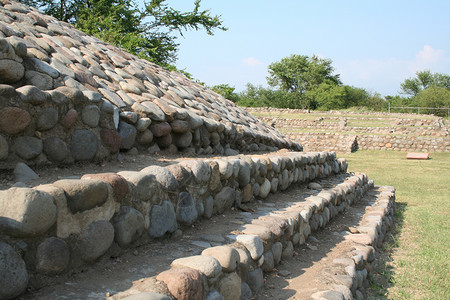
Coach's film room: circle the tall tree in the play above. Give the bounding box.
[267,54,341,95]
[400,70,450,96]
[18,0,227,67]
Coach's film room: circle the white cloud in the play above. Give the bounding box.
[336,45,450,95]
[242,57,263,66]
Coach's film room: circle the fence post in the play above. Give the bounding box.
[388,102,390,113]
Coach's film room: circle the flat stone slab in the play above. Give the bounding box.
[406,152,429,160]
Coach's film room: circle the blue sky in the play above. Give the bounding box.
[160,1,450,96]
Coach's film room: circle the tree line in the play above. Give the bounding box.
[212,55,450,116]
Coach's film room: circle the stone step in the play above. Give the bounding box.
[22,171,381,300]
[257,185,395,300]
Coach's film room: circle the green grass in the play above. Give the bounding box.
[342,151,450,299]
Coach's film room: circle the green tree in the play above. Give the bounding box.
[266,54,341,108]
[415,86,450,116]
[210,84,239,103]
[18,0,227,67]
[400,70,450,96]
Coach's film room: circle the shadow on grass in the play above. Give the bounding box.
[367,201,407,299]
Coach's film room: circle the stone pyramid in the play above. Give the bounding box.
[0,0,301,169]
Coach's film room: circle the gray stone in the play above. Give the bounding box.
[112,206,145,248]
[136,117,152,131]
[240,282,252,300]
[0,135,7,160]
[17,85,49,105]
[118,171,162,203]
[83,90,103,102]
[258,178,271,198]
[121,292,172,300]
[217,272,241,300]
[176,192,198,225]
[14,162,39,183]
[204,196,214,219]
[171,255,222,279]
[36,237,70,275]
[82,105,100,127]
[147,144,160,154]
[25,70,53,90]
[202,246,240,273]
[260,250,275,272]
[0,242,28,299]
[119,121,137,150]
[272,242,283,265]
[43,137,69,162]
[53,179,109,214]
[0,59,24,83]
[149,201,177,238]
[141,101,166,121]
[237,160,250,188]
[207,290,225,300]
[234,234,263,260]
[282,241,294,259]
[27,57,59,78]
[13,136,43,160]
[37,107,58,131]
[214,186,236,214]
[137,129,153,145]
[71,129,98,161]
[247,268,264,293]
[140,166,178,191]
[310,290,345,300]
[171,119,191,133]
[181,160,211,184]
[174,131,192,149]
[0,187,56,237]
[79,220,114,262]
[150,121,172,137]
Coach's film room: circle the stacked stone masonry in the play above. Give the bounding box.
[0,0,301,170]
[1,151,349,299]
[246,107,449,153]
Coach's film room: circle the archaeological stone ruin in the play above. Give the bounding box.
[0,1,397,299]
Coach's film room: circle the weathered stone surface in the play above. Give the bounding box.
[310,290,345,300]
[141,166,178,191]
[217,272,241,300]
[81,172,129,202]
[171,255,222,279]
[13,136,43,160]
[201,246,240,272]
[234,234,263,260]
[14,162,39,183]
[71,129,98,161]
[25,70,53,90]
[37,107,59,131]
[36,237,70,274]
[112,206,145,247]
[60,108,78,128]
[156,268,203,300]
[258,178,271,198]
[176,192,198,225]
[53,179,109,214]
[149,201,177,238]
[43,136,69,162]
[240,282,252,300]
[119,121,137,150]
[0,187,56,237]
[174,131,192,149]
[101,128,122,152]
[0,107,31,135]
[272,242,283,265]
[246,268,264,293]
[260,250,274,272]
[17,85,49,105]
[181,160,211,184]
[214,186,236,214]
[150,121,172,137]
[237,161,251,188]
[171,120,191,133]
[0,242,28,299]
[0,59,24,82]
[82,105,100,127]
[121,292,172,300]
[0,135,8,160]
[79,220,114,262]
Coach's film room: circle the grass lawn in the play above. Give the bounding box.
[342,150,450,299]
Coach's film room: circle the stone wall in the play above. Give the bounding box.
[0,0,301,170]
[0,151,348,298]
[245,107,450,153]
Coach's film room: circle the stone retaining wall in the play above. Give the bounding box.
[0,151,347,299]
[287,132,358,153]
[311,185,396,299]
[0,0,300,170]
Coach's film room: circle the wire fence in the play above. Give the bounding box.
[388,103,450,117]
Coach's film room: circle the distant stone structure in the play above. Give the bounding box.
[246,107,450,153]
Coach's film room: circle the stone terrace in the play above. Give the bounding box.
[246,107,450,153]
